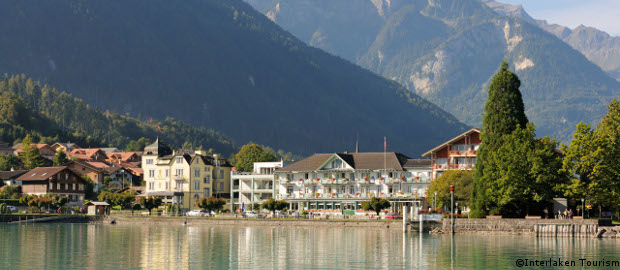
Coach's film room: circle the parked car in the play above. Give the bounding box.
[243,211,263,218]
[186,210,208,217]
[7,206,17,213]
[385,213,403,220]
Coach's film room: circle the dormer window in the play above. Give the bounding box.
[176,157,183,164]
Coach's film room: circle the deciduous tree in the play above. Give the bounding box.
[361,197,391,215]
[234,144,277,172]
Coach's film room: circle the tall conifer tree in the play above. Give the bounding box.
[471,60,528,217]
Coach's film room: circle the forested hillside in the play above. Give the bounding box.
[0,0,467,156]
[0,75,237,155]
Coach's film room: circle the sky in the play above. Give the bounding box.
[499,0,620,36]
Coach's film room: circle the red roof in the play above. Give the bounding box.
[69,148,108,160]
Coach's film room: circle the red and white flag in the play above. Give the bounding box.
[384,137,387,151]
[157,125,162,133]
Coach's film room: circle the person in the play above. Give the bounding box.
[558,210,562,219]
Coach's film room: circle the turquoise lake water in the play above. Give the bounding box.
[1,223,620,269]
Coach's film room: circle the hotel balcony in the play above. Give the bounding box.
[449,150,477,156]
[277,192,423,200]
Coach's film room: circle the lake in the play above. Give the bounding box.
[1,223,619,269]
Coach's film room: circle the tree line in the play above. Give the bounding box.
[428,60,619,218]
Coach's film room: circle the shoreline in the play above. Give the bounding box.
[102,215,405,230]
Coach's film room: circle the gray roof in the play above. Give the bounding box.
[277,152,412,172]
[403,159,432,168]
[0,170,28,180]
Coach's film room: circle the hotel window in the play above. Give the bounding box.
[176,169,183,176]
[56,183,60,190]
[194,169,200,177]
[146,159,153,165]
[195,159,199,164]
[72,184,76,190]
[287,186,293,194]
[194,181,200,190]
[165,182,169,190]
[176,182,183,190]
[176,157,183,164]
[149,170,155,178]
[436,158,448,165]
[219,182,224,191]
[204,188,210,197]
[219,170,224,179]
[79,184,84,191]
[203,176,210,184]
[165,169,169,177]
[304,173,309,179]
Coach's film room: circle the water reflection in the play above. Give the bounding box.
[1,224,620,270]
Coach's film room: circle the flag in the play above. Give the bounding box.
[157,125,162,133]
[384,136,386,151]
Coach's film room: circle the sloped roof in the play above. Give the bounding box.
[403,159,432,168]
[69,148,108,160]
[17,167,67,181]
[0,170,28,180]
[422,128,481,157]
[108,152,139,161]
[85,201,110,206]
[277,152,411,172]
[14,144,55,154]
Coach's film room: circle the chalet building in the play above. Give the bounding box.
[16,166,87,203]
[14,144,56,157]
[421,128,481,180]
[67,160,105,190]
[141,139,232,211]
[0,169,28,186]
[69,148,109,162]
[274,152,431,212]
[51,142,80,153]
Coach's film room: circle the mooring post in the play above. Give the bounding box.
[403,206,407,233]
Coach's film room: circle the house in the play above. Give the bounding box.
[421,128,481,180]
[16,166,87,203]
[274,152,432,213]
[141,139,232,211]
[107,152,141,163]
[66,160,105,190]
[69,148,109,161]
[231,161,291,211]
[0,169,28,186]
[0,143,14,155]
[14,144,56,157]
[51,142,80,153]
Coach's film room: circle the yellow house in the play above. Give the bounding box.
[142,139,232,211]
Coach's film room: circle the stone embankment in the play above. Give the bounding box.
[102,215,403,230]
[431,219,605,238]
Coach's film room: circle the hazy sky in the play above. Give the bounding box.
[500,0,620,36]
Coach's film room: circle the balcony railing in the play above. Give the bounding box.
[278,192,424,200]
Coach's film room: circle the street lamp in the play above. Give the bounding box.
[450,185,455,234]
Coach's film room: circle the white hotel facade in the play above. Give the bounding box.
[273,152,431,212]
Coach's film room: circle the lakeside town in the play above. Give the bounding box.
[2,63,619,228]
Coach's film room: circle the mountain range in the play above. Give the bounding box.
[481,0,620,82]
[247,0,620,143]
[0,0,467,156]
